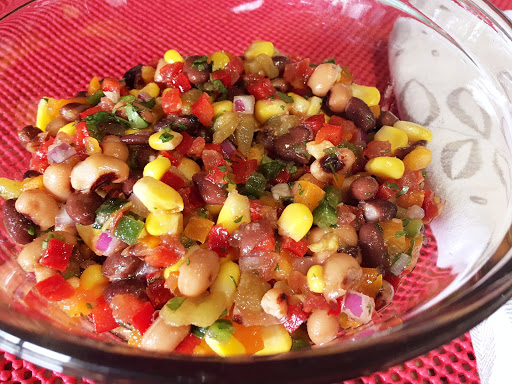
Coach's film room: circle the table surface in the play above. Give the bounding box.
[0,0,510,383]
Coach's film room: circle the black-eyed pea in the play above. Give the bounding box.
[101,135,129,162]
[333,225,358,248]
[43,163,74,202]
[261,288,288,319]
[140,317,190,352]
[178,249,220,297]
[70,153,130,193]
[15,189,59,231]
[307,309,340,345]
[307,63,340,97]
[323,252,362,301]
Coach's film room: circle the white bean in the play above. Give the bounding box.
[328,83,353,113]
[101,135,129,162]
[307,63,340,97]
[307,309,339,345]
[43,163,74,202]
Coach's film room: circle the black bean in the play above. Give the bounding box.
[271,78,290,93]
[273,126,313,165]
[349,176,379,201]
[377,110,399,128]
[320,155,343,173]
[360,199,397,223]
[394,140,428,160]
[272,56,291,76]
[192,172,227,205]
[60,103,90,122]
[153,115,201,133]
[102,253,142,281]
[65,191,104,225]
[103,278,149,304]
[23,170,41,179]
[135,147,157,170]
[345,97,376,132]
[358,223,389,268]
[123,64,144,90]
[102,121,127,137]
[183,55,210,85]
[45,116,68,137]
[2,199,36,245]
[255,131,275,152]
[18,125,42,148]
[122,170,143,197]
[120,131,152,145]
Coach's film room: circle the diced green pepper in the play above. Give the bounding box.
[206,319,235,345]
[313,200,338,229]
[93,198,131,230]
[113,215,144,245]
[259,159,286,180]
[191,325,208,339]
[125,103,149,129]
[403,219,423,237]
[323,185,342,208]
[86,90,105,105]
[241,172,267,198]
[120,95,136,103]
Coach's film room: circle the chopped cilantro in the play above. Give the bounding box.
[274,264,280,271]
[323,57,336,64]
[386,182,400,191]
[394,231,407,238]
[219,308,228,317]
[198,211,207,219]
[276,91,293,103]
[167,297,186,311]
[396,186,410,197]
[186,257,190,266]
[229,276,238,288]
[27,224,35,236]
[159,132,174,142]
[234,216,243,223]
[218,164,227,172]
[280,104,286,110]
[191,55,208,71]
[191,325,208,339]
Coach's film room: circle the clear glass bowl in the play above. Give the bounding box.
[0,0,512,382]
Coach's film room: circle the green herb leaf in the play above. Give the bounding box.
[167,297,186,311]
[191,325,208,339]
[323,57,336,64]
[191,55,208,71]
[86,90,104,105]
[229,276,238,288]
[218,164,227,172]
[41,233,55,250]
[27,224,35,236]
[276,91,293,103]
[120,95,136,103]
[386,182,400,191]
[124,103,149,129]
[198,211,207,219]
[219,308,228,317]
[396,186,410,197]
[234,216,243,223]
[274,264,280,271]
[394,231,407,238]
[159,132,174,142]
[207,319,235,345]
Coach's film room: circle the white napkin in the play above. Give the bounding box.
[388,2,512,383]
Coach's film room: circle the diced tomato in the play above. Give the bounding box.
[145,239,186,269]
[39,238,74,271]
[328,115,357,142]
[101,77,121,94]
[159,150,181,166]
[187,137,205,157]
[283,59,315,89]
[203,150,228,185]
[208,225,230,257]
[159,62,185,83]
[74,121,90,149]
[146,270,173,310]
[280,303,309,333]
[161,88,183,115]
[174,333,201,355]
[179,186,205,213]
[302,114,325,135]
[244,74,276,100]
[270,169,290,185]
[363,140,392,160]
[232,159,258,184]
[191,93,214,127]
[255,232,276,253]
[249,200,264,221]
[281,236,309,257]
[79,106,101,119]
[397,169,424,192]
[315,124,343,146]
[35,274,75,301]
[131,301,155,334]
[172,72,192,93]
[422,189,442,224]
[204,143,223,154]
[211,69,233,89]
[384,272,401,292]
[160,170,185,190]
[89,298,118,333]
[376,182,399,200]
[174,132,194,156]
[302,291,330,313]
[30,136,55,173]
[225,56,244,75]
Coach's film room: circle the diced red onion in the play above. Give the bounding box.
[47,142,76,164]
[389,252,412,277]
[54,206,77,234]
[96,232,127,256]
[342,291,375,324]
[239,256,271,271]
[221,140,236,157]
[405,205,425,220]
[96,232,113,253]
[233,95,255,114]
[137,91,152,103]
[104,91,120,104]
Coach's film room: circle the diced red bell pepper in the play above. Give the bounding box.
[187,137,205,157]
[327,297,344,317]
[283,59,315,89]
[270,169,291,186]
[160,170,185,190]
[146,270,173,310]
[232,159,258,184]
[174,131,194,156]
[204,143,223,154]
[131,301,155,334]
[35,274,74,301]
[225,56,244,75]
[89,298,118,333]
[249,200,264,221]
[302,291,330,313]
[30,136,55,173]
[160,62,185,83]
[79,106,101,119]
[191,93,214,127]
[145,239,186,269]
[315,124,343,146]
[280,303,309,333]
[376,182,399,200]
[281,236,309,257]
[244,74,277,100]
[328,115,357,142]
[172,72,192,93]
[208,225,230,257]
[211,69,233,89]
[159,150,181,166]
[40,238,74,271]
[203,150,228,185]
[302,114,325,136]
[174,333,201,355]
[229,150,246,163]
[162,88,183,115]
[101,77,121,94]
[179,186,205,213]
[422,189,442,224]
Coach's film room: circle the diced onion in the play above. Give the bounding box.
[47,143,76,164]
[96,232,127,256]
[389,252,412,277]
[54,206,77,234]
[342,291,375,324]
[233,95,255,115]
[104,91,120,104]
[405,205,425,220]
[221,140,236,157]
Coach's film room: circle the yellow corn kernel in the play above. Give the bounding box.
[140,82,160,98]
[403,146,432,170]
[143,156,171,180]
[287,92,310,116]
[306,96,322,116]
[205,333,246,357]
[129,89,140,98]
[306,140,335,159]
[133,176,184,213]
[0,177,22,199]
[21,175,44,191]
[206,204,223,215]
[247,144,265,164]
[36,98,50,131]
[254,99,288,124]
[226,180,237,193]
[88,76,101,96]
[394,120,433,143]
[164,258,185,278]
[245,41,275,60]
[58,122,76,136]
[210,260,240,304]
[277,203,313,242]
[365,157,405,179]
[350,84,381,106]
[141,65,156,84]
[164,49,184,64]
[80,264,109,297]
[212,100,233,116]
[217,190,251,233]
[210,51,230,71]
[254,324,292,356]
[85,137,102,155]
[373,125,409,152]
[177,157,201,182]
[308,233,338,253]
[148,131,183,151]
[307,265,325,293]
[146,211,183,236]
